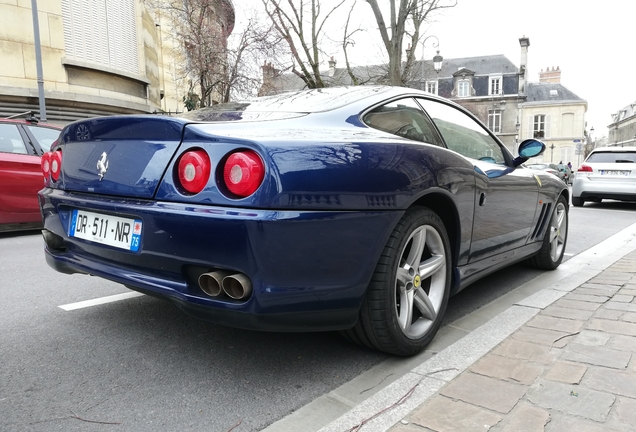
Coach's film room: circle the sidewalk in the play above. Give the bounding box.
[314,225,636,432]
[390,253,636,432]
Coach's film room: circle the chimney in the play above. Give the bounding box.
[328,56,336,77]
[262,61,278,79]
[518,36,530,95]
[539,66,561,83]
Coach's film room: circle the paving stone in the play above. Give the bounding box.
[612,295,635,303]
[439,373,527,414]
[561,343,631,369]
[387,423,422,432]
[512,326,573,348]
[408,395,502,431]
[525,315,584,334]
[619,289,636,296]
[574,330,611,347]
[491,339,556,365]
[542,305,595,321]
[588,318,636,336]
[585,367,636,398]
[500,403,550,432]
[594,308,624,320]
[604,302,636,313]
[470,354,543,385]
[545,413,621,432]
[576,286,620,297]
[615,397,636,429]
[609,334,636,352]
[553,299,602,311]
[544,361,587,384]
[564,293,610,303]
[526,380,615,422]
[619,312,636,323]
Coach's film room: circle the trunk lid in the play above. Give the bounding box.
[58,116,188,199]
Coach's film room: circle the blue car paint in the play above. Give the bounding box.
[39,86,565,332]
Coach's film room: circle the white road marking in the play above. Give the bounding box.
[59,292,144,311]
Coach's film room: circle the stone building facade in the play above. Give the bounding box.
[0,0,234,125]
[608,103,636,147]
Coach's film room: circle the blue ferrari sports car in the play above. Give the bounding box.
[39,86,568,355]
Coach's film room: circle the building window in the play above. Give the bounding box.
[425,81,438,95]
[457,80,470,97]
[61,0,139,76]
[489,76,502,95]
[488,109,502,133]
[533,114,546,138]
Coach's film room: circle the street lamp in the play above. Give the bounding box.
[550,144,555,162]
[421,36,443,92]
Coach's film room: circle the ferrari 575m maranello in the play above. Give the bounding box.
[39,86,568,355]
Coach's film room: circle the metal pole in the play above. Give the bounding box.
[31,0,47,122]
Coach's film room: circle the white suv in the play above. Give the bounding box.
[572,147,636,207]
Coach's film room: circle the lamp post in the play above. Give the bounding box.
[420,36,443,92]
[550,144,555,162]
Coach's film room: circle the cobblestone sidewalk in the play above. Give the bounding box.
[390,252,636,432]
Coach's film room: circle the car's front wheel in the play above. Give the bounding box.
[342,207,451,356]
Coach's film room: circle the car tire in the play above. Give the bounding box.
[528,195,568,270]
[572,197,584,207]
[342,206,451,356]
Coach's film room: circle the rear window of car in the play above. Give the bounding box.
[27,125,60,152]
[587,151,636,163]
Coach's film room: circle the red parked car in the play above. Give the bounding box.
[0,114,61,232]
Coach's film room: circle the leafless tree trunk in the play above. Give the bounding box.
[262,0,346,89]
[365,0,456,86]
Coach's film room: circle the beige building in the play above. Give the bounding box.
[608,102,636,147]
[0,0,234,125]
[519,67,587,165]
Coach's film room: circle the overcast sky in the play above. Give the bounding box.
[238,1,634,137]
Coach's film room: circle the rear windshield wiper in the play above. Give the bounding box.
[614,159,634,163]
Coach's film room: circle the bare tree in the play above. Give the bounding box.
[365,0,456,86]
[262,0,347,89]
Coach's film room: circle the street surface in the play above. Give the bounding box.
[2,201,636,431]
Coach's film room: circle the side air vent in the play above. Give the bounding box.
[531,203,552,240]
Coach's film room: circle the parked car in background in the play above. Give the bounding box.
[0,113,61,232]
[572,147,636,207]
[525,163,566,182]
[39,86,569,356]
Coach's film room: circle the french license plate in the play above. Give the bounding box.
[70,209,142,251]
[600,170,630,176]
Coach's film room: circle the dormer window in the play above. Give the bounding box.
[550,89,558,97]
[425,80,438,95]
[457,80,470,97]
[489,76,502,95]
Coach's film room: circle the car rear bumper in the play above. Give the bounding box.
[572,175,636,201]
[39,189,402,331]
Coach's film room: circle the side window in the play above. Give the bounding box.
[417,98,506,164]
[27,126,60,152]
[364,98,444,147]
[0,124,28,154]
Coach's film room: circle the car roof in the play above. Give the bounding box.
[0,118,61,129]
[590,146,636,153]
[179,85,455,122]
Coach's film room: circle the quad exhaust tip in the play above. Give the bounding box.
[198,271,252,300]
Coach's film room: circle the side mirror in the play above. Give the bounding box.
[512,139,546,167]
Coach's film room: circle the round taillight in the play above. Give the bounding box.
[223,151,265,198]
[50,150,62,181]
[177,149,211,194]
[41,152,51,177]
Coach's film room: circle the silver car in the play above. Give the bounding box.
[572,147,636,207]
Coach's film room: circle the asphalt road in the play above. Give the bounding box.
[2,201,636,431]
